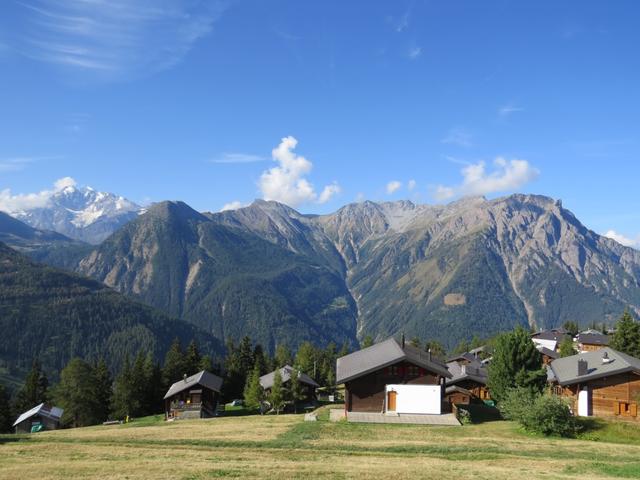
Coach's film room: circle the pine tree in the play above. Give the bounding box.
[199,355,214,373]
[294,341,316,377]
[163,338,186,387]
[361,336,374,348]
[559,338,577,358]
[55,358,103,427]
[13,359,49,414]
[243,363,264,412]
[337,342,350,358]
[289,368,305,413]
[425,340,446,359]
[184,340,202,374]
[93,359,113,423]
[409,337,422,349]
[111,356,138,420]
[562,321,579,337]
[487,327,547,403]
[252,344,269,375]
[611,311,640,358]
[224,337,255,401]
[0,383,12,433]
[274,344,293,368]
[269,369,285,415]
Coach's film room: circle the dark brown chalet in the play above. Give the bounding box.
[336,338,452,413]
[445,359,490,407]
[550,348,640,421]
[164,370,223,420]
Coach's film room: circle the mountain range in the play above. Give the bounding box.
[2,190,639,356]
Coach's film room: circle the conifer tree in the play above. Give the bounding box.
[0,384,12,433]
[294,341,316,377]
[559,338,577,358]
[243,363,264,412]
[252,344,269,375]
[425,340,446,359]
[409,337,422,348]
[13,359,49,413]
[269,369,285,415]
[562,321,579,337]
[184,340,202,374]
[361,336,374,348]
[93,359,113,423]
[55,358,102,427]
[163,338,186,387]
[611,311,640,358]
[274,344,293,369]
[199,355,214,373]
[111,356,138,419]
[487,327,547,403]
[289,368,305,413]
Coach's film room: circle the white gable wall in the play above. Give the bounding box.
[385,384,442,415]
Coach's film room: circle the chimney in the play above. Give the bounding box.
[461,364,466,375]
[183,373,188,382]
[602,351,613,364]
[577,359,588,376]
[401,333,405,349]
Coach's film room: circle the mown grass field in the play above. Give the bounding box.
[2,410,640,480]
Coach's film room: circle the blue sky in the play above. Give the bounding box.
[0,1,639,243]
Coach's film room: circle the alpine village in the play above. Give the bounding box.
[2,1,640,479]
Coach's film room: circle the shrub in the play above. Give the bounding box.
[456,407,472,425]
[500,388,580,438]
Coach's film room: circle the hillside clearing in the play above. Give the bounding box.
[2,414,640,479]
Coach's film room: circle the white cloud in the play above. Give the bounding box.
[408,46,422,60]
[407,179,416,191]
[386,181,402,194]
[0,177,77,213]
[498,103,523,117]
[604,230,640,248]
[10,1,227,81]
[318,182,341,204]
[211,153,266,164]
[442,127,473,147]
[433,158,539,201]
[0,155,62,173]
[258,136,340,207]
[220,201,247,212]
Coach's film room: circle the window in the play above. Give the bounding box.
[407,365,419,377]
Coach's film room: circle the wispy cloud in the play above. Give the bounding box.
[0,155,62,173]
[433,158,539,201]
[408,46,422,60]
[498,103,524,117]
[442,127,473,147]
[220,200,248,212]
[604,230,640,249]
[258,136,340,207]
[11,1,227,81]
[407,179,416,191]
[386,180,402,195]
[211,153,266,164]
[0,176,76,213]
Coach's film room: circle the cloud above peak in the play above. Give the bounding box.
[0,176,78,213]
[9,0,227,80]
[258,136,340,207]
[434,158,539,201]
[604,230,640,249]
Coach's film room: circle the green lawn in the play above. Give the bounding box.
[1,412,640,479]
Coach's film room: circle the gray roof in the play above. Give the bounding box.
[163,370,223,399]
[336,338,452,384]
[549,347,640,386]
[13,403,63,427]
[576,333,610,346]
[259,365,320,389]
[447,352,479,363]
[445,385,474,396]
[536,345,560,359]
[445,361,488,386]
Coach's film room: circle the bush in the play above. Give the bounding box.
[500,388,580,438]
[456,407,472,425]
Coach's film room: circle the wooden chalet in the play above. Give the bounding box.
[445,358,490,407]
[13,403,63,434]
[531,329,571,352]
[336,338,452,414]
[576,332,610,353]
[164,370,223,420]
[259,365,320,402]
[549,348,640,421]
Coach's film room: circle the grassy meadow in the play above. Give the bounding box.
[1,410,640,480]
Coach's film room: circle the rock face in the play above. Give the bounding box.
[74,193,640,350]
[9,185,142,244]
